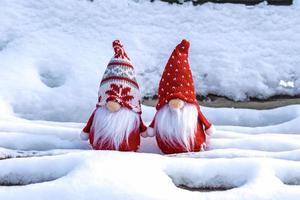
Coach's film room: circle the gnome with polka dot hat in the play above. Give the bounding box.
[80,40,146,151]
[144,39,215,154]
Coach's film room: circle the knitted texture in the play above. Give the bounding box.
[97,40,141,113]
[156,39,197,111]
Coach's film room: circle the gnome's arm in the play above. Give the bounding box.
[198,110,215,135]
[147,114,156,137]
[141,114,157,138]
[139,116,147,133]
[82,109,97,133]
[80,108,97,140]
[149,117,155,129]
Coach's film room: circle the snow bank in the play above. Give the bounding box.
[174,148,300,161]
[0,152,300,200]
[0,99,14,119]
[0,105,300,199]
[1,104,300,152]
[0,154,79,186]
[203,105,300,127]
[210,105,300,135]
[0,114,89,150]
[0,1,300,197]
[209,132,300,151]
[0,0,300,122]
[0,147,80,160]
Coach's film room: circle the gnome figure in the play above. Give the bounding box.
[80,40,146,151]
[145,39,215,154]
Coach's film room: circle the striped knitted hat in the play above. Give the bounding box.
[97,40,141,113]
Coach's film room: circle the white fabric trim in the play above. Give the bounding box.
[80,131,89,141]
[205,125,216,136]
[109,57,132,65]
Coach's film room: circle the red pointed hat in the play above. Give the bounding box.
[156,39,197,111]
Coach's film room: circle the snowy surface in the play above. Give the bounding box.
[0,0,300,122]
[1,0,300,199]
[1,105,300,200]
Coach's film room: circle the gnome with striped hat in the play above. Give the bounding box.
[144,39,215,154]
[81,40,146,151]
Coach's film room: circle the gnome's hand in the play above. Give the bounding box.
[80,131,89,141]
[169,99,184,109]
[141,130,148,138]
[141,127,156,138]
[205,125,216,136]
[106,101,121,112]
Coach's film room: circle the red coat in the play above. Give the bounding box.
[149,109,211,154]
[82,108,146,151]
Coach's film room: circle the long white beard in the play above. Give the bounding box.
[155,103,198,151]
[91,106,140,149]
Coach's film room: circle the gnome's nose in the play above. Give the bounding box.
[177,39,190,54]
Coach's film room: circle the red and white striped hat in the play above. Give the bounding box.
[97,40,142,113]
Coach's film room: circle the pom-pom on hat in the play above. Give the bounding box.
[156,39,197,111]
[97,40,142,113]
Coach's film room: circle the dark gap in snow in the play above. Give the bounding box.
[281,178,300,186]
[168,174,244,192]
[0,150,71,160]
[0,154,53,160]
[0,175,62,186]
[37,59,71,88]
[88,0,293,5]
[0,154,72,186]
[177,184,234,192]
[143,94,300,110]
[0,39,11,52]
[39,70,67,88]
[157,0,293,6]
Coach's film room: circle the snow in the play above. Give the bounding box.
[0,0,300,122]
[0,0,300,199]
[1,105,300,199]
[279,80,295,88]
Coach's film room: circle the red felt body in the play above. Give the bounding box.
[82,108,146,151]
[151,113,207,154]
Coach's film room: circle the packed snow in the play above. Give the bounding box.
[1,104,300,199]
[0,0,300,122]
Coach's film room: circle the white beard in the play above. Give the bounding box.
[155,103,198,151]
[91,106,140,149]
